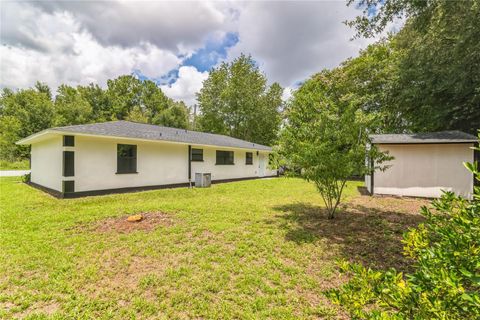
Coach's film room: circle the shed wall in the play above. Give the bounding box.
[373,143,474,198]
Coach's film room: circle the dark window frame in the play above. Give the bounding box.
[63,135,75,147]
[216,150,234,165]
[117,144,137,174]
[246,152,253,165]
[63,151,74,177]
[191,148,204,162]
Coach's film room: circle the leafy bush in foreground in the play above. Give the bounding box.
[327,144,480,319]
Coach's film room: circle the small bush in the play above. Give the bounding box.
[327,144,480,319]
[22,172,31,183]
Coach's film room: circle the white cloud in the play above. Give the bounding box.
[23,1,227,53]
[282,87,294,102]
[226,1,374,86]
[160,66,208,106]
[0,2,180,91]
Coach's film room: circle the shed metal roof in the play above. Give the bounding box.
[370,131,477,144]
[17,121,273,151]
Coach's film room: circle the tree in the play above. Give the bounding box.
[77,83,111,122]
[107,75,190,128]
[106,75,144,120]
[0,86,54,159]
[153,101,189,129]
[337,39,404,132]
[278,70,390,219]
[328,137,480,318]
[54,85,93,126]
[347,0,480,134]
[197,54,283,146]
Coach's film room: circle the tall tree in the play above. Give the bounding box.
[54,85,93,126]
[107,75,190,128]
[0,86,54,159]
[77,83,111,122]
[348,0,480,134]
[197,54,283,146]
[106,75,143,120]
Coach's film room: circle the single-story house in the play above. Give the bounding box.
[365,131,478,199]
[17,121,277,198]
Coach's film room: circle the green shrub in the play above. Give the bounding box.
[327,143,480,319]
[21,172,31,183]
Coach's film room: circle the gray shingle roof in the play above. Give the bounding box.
[49,121,272,151]
[370,131,477,144]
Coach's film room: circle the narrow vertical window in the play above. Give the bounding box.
[117,144,137,174]
[246,152,253,165]
[63,135,75,147]
[63,151,74,177]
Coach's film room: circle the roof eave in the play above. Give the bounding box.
[17,129,272,151]
[16,130,59,145]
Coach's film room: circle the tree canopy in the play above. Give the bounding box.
[196,54,283,146]
[344,0,480,134]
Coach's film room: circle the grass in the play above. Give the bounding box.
[0,177,427,319]
[0,160,29,170]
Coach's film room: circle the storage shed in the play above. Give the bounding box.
[366,131,478,199]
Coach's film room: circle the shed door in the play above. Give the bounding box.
[258,154,265,177]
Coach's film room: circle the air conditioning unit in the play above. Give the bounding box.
[195,172,211,187]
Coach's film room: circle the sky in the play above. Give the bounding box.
[0,1,382,105]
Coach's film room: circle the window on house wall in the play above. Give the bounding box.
[191,148,203,161]
[216,150,234,165]
[246,152,253,165]
[63,151,74,177]
[117,144,137,174]
[63,135,75,147]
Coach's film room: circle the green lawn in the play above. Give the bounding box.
[0,177,425,319]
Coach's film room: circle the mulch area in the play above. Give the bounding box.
[94,212,174,233]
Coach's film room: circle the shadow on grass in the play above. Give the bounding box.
[271,200,425,271]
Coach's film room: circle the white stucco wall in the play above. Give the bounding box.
[191,147,274,180]
[373,143,474,198]
[73,135,275,192]
[30,136,62,191]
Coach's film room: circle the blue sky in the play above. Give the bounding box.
[134,32,239,86]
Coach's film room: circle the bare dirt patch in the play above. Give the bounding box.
[95,212,174,233]
[273,194,430,271]
[347,194,430,215]
[14,301,60,318]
